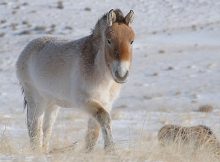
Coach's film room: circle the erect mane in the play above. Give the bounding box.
[92,9,126,38]
[110,9,126,24]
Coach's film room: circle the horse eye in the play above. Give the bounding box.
[130,40,134,45]
[107,39,111,45]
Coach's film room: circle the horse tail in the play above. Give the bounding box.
[21,86,28,110]
[16,37,54,110]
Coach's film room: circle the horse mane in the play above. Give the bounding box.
[92,9,126,39]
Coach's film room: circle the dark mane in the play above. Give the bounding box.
[100,9,126,24]
[112,9,126,23]
[92,9,126,37]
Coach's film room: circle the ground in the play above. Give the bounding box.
[0,0,220,161]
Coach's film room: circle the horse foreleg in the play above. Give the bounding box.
[95,108,114,151]
[87,101,114,152]
[85,117,100,152]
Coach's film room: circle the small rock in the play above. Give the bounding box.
[166,66,174,71]
[18,30,31,35]
[10,23,18,30]
[0,19,6,24]
[57,1,64,9]
[151,31,157,35]
[0,32,5,37]
[12,10,17,15]
[191,25,197,31]
[152,72,159,76]
[162,29,167,33]
[13,5,20,10]
[51,24,56,28]
[34,26,46,32]
[84,7,91,11]
[30,10,36,13]
[22,20,32,28]
[21,2,28,6]
[0,2,8,5]
[143,95,153,100]
[22,20,29,25]
[158,49,165,54]
[65,26,73,30]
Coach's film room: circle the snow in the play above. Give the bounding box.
[0,0,220,160]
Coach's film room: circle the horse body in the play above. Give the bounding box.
[16,9,135,152]
[22,36,117,110]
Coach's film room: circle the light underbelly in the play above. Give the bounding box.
[29,63,116,110]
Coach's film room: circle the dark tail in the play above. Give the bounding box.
[21,86,28,110]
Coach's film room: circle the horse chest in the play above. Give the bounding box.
[82,82,111,101]
[85,81,120,105]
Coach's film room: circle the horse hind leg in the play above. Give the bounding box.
[85,117,100,152]
[23,86,46,152]
[43,105,60,152]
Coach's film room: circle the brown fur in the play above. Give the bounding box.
[105,23,134,62]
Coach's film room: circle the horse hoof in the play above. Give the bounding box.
[104,143,116,154]
[84,146,95,153]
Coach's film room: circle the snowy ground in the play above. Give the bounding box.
[0,0,220,161]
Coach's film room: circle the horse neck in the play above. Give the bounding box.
[81,20,114,86]
[79,34,112,86]
[93,39,113,85]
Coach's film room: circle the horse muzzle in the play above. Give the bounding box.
[111,61,130,84]
[114,70,129,83]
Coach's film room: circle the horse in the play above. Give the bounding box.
[16,9,135,152]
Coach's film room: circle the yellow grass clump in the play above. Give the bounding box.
[158,124,220,159]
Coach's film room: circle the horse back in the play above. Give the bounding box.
[16,36,83,99]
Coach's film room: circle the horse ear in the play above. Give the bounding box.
[107,9,116,26]
[125,10,134,26]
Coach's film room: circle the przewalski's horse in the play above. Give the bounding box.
[16,9,135,152]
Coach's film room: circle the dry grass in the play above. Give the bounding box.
[0,112,219,162]
[197,104,214,113]
[1,126,220,162]
[158,124,220,161]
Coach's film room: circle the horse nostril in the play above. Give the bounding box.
[115,70,129,82]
